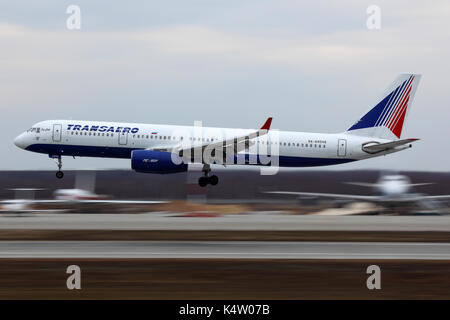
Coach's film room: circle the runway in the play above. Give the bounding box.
[1,213,450,231]
[0,241,449,259]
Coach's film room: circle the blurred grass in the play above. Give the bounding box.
[0,259,449,299]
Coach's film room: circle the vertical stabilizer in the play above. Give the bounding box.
[346,74,421,139]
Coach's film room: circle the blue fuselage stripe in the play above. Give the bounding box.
[25,143,356,167]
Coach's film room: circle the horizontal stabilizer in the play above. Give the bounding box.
[362,138,419,154]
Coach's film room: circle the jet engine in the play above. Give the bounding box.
[131,150,188,174]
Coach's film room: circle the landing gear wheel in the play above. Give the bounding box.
[52,155,64,179]
[198,176,208,187]
[210,175,219,186]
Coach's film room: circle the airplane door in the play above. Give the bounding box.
[337,139,347,157]
[118,131,128,145]
[52,124,62,142]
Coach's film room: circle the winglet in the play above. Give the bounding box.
[260,117,272,130]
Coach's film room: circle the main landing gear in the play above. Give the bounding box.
[52,155,64,179]
[198,164,219,187]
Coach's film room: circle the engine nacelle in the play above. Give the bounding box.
[131,150,188,174]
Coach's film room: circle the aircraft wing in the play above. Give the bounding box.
[409,183,434,187]
[75,200,168,204]
[178,117,272,164]
[345,182,433,188]
[362,138,419,154]
[268,191,450,204]
[265,191,378,201]
[0,200,65,204]
[1,199,166,204]
[344,182,378,188]
[415,195,450,200]
[27,200,66,203]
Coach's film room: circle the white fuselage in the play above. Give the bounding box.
[375,175,412,197]
[53,189,106,201]
[14,120,395,168]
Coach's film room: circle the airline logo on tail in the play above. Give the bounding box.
[348,74,420,138]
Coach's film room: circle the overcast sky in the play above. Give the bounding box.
[0,1,449,171]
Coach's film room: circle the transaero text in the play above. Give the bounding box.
[67,124,139,133]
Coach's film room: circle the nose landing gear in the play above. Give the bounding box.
[198,164,219,187]
[51,155,64,179]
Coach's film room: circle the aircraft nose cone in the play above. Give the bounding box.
[14,133,27,149]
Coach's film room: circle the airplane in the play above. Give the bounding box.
[1,173,165,214]
[0,188,62,214]
[0,199,51,214]
[0,192,164,213]
[0,190,165,211]
[265,174,450,214]
[14,74,421,187]
[50,188,165,205]
[52,170,109,202]
[53,188,109,201]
